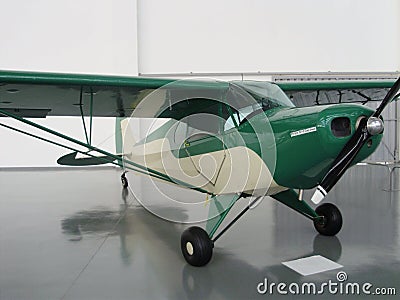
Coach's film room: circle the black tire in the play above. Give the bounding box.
[181,227,213,267]
[313,203,343,236]
[121,175,128,189]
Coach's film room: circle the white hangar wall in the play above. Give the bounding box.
[0,0,138,75]
[0,0,138,167]
[137,0,400,74]
[0,0,399,167]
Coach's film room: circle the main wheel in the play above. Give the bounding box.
[313,203,343,236]
[181,226,213,267]
[121,174,128,189]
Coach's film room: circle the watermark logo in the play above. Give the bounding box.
[336,271,347,282]
[257,271,396,296]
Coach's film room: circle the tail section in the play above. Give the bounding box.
[56,118,135,167]
[57,151,120,166]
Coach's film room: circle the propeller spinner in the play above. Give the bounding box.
[311,77,400,204]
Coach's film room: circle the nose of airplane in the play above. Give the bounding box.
[311,77,399,204]
[317,104,383,160]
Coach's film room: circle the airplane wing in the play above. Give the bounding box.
[1,70,396,118]
[0,70,231,118]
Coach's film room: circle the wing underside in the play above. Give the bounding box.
[0,71,231,118]
[0,71,174,117]
[0,70,397,118]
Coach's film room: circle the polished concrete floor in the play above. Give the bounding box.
[0,165,399,299]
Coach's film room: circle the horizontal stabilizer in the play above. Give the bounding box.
[57,151,119,166]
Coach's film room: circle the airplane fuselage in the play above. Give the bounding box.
[264,103,382,188]
[126,102,382,196]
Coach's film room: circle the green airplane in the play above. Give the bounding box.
[0,70,399,267]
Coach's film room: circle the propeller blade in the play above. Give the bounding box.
[373,77,400,118]
[311,118,369,204]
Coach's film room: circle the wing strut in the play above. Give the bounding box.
[211,196,262,243]
[204,194,263,242]
[78,86,94,146]
[0,108,210,194]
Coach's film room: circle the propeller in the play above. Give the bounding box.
[311,77,400,204]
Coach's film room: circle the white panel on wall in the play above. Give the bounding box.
[0,0,138,75]
[138,0,400,74]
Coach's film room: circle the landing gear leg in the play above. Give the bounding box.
[121,172,128,189]
[271,189,343,236]
[180,194,261,266]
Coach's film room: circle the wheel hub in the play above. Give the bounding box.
[186,242,194,256]
[316,215,327,227]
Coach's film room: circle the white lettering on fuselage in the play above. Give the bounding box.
[290,126,317,138]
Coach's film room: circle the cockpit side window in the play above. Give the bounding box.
[224,104,260,131]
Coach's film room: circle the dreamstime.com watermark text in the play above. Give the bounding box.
[257,271,396,296]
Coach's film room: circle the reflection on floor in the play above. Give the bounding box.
[0,165,399,299]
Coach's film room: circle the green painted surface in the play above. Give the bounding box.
[0,70,394,90]
[277,80,395,91]
[206,194,240,238]
[0,70,171,88]
[271,189,319,219]
[131,100,383,191]
[176,136,225,158]
[267,104,382,188]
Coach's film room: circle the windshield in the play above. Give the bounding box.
[231,81,295,110]
[224,81,294,131]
